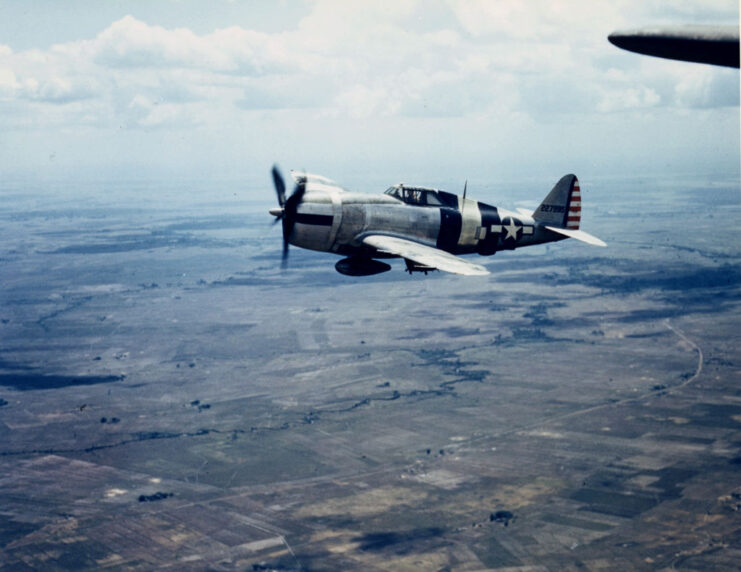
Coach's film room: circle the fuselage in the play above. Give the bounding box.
[289,181,563,259]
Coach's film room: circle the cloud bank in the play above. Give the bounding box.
[0,1,737,181]
[0,2,736,130]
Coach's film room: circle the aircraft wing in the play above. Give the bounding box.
[608,25,740,68]
[361,234,490,276]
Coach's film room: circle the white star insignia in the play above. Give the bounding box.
[504,218,520,240]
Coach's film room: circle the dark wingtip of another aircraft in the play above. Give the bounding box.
[608,25,740,68]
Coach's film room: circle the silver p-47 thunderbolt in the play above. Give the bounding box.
[269,166,605,276]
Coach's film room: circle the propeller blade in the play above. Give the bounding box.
[272,164,286,207]
[282,223,290,267]
[281,181,302,239]
[279,175,307,269]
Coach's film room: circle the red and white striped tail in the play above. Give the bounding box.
[567,180,581,229]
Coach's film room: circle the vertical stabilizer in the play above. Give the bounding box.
[533,174,581,230]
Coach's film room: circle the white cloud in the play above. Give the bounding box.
[0,2,736,142]
[0,67,19,97]
[642,0,739,22]
[674,66,740,108]
[93,15,217,69]
[597,86,661,113]
[334,84,398,118]
[123,94,194,129]
[447,0,563,40]
[88,15,307,76]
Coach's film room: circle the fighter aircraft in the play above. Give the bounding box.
[269,166,605,276]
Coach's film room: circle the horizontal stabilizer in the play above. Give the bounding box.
[545,226,606,247]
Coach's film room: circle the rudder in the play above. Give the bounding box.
[533,174,581,230]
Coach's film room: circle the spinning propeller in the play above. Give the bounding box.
[270,165,306,267]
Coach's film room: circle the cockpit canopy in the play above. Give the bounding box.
[384,184,458,208]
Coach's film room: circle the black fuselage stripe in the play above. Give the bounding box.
[437,207,462,251]
[295,213,333,226]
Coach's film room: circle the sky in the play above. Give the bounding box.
[0,0,738,191]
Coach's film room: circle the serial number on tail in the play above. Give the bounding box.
[539,204,566,213]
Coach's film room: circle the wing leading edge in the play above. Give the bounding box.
[361,235,489,276]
